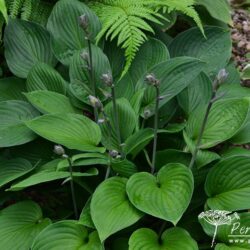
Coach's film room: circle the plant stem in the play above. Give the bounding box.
[189,91,216,170]
[87,39,98,122]
[151,86,160,174]
[211,225,218,247]
[111,86,124,157]
[158,221,167,237]
[67,157,78,219]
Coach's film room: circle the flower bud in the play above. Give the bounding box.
[79,14,89,31]
[54,145,65,156]
[109,150,119,158]
[217,69,229,84]
[80,51,89,62]
[143,109,151,119]
[145,73,160,87]
[88,95,103,109]
[97,118,105,124]
[101,73,113,87]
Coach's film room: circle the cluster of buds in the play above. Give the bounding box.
[101,73,114,87]
[145,73,160,87]
[213,69,229,91]
[109,150,121,159]
[79,14,89,32]
[53,145,68,159]
[88,95,103,110]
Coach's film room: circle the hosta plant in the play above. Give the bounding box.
[0,0,250,250]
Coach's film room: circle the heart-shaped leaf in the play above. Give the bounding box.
[26,63,67,94]
[129,227,198,250]
[31,220,102,250]
[0,100,40,147]
[126,163,194,225]
[26,113,104,152]
[205,156,250,211]
[4,19,56,78]
[91,177,143,242]
[25,90,78,114]
[47,0,101,65]
[0,201,51,250]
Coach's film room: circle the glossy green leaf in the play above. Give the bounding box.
[169,26,232,74]
[195,0,232,25]
[25,90,77,114]
[0,201,51,250]
[100,98,137,150]
[4,19,56,78]
[178,72,212,114]
[0,100,39,147]
[231,121,250,144]
[126,163,194,225]
[26,113,104,152]
[0,0,8,23]
[47,0,101,65]
[136,57,205,116]
[216,244,249,250]
[91,177,143,242]
[79,198,95,229]
[205,156,250,210]
[26,63,67,94]
[186,98,250,149]
[111,158,137,178]
[242,64,250,80]
[0,77,27,102]
[31,220,102,250]
[0,158,34,187]
[129,227,198,250]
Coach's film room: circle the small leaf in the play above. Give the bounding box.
[111,158,137,178]
[205,156,250,211]
[26,113,104,152]
[25,90,78,114]
[4,19,56,78]
[31,221,102,250]
[91,177,143,242]
[126,163,194,225]
[0,201,51,250]
[0,0,8,23]
[129,227,198,250]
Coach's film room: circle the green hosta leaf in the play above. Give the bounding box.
[186,98,250,149]
[91,177,143,242]
[0,158,34,187]
[216,244,249,250]
[100,98,137,151]
[242,64,250,80]
[129,227,198,250]
[4,19,56,78]
[0,77,26,102]
[0,100,39,147]
[126,163,194,225]
[47,0,101,65]
[178,72,212,115]
[79,198,95,229]
[128,38,170,84]
[69,44,111,103]
[0,0,8,23]
[0,201,51,250]
[26,63,67,94]
[195,0,232,25]
[26,113,104,152]
[205,156,250,210]
[111,158,137,178]
[136,57,205,116]
[31,220,102,250]
[169,26,232,75]
[231,121,250,144]
[25,90,78,114]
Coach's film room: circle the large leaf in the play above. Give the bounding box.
[216,245,249,250]
[26,113,104,152]
[205,156,250,211]
[0,100,40,147]
[0,201,51,250]
[26,63,67,94]
[0,158,34,188]
[129,227,198,250]
[136,57,205,116]
[100,98,137,150]
[0,0,8,23]
[31,220,102,250]
[169,26,232,75]
[25,90,78,114]
[47,0,101,65]
[0,77,27,102]
[4,19,56,78]
[178,72,212,115]
[91,177,143,242]
[186,98,250,149]
[195,0,232,25]
[126,163,194,225]
[69,44,111,103]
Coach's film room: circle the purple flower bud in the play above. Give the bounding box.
[101,73,113,87]
[54,145,65,156]
[145,73,160,87]
[79,14,89,30]
[109,150,119,158]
